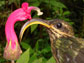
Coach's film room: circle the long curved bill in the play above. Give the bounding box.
[19,18,51,42]
[19,18,73,42]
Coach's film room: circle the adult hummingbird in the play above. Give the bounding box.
[19,18,84,63]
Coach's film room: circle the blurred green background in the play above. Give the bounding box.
[0,0,84,63]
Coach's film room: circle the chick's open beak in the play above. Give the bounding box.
[19,18,51,42]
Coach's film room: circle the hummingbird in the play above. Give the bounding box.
[19,18,84,63]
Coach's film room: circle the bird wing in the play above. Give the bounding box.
[74,38,84,63]
[54,37,84,63]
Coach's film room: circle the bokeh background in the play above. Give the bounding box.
[0,0,84,63]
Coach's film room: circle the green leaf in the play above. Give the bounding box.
[21,42,34,54]
[46,57,56,63]
[41,45,51,54]
[30,2,40,7]
[35,40,39,51]
[0,58,5,62]
[69,22,74,25]
[31,24,38,33]
[16,48,30,63]
[28,0,40,6]
[60,8,63,15]
[50,1,66,8]
[32,57,43,63]
[21,42,30,49]
[63,18,70,22]
[32,57,47,63]
[63,11,70,16]
[0,1,5,7]
[8,0,15,4]
[29,53,37,63]
[34,39,44,51]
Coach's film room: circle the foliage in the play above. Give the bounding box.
[0,0,84,63]
[16,48,30,63]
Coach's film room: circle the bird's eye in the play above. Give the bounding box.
[56,23,62,28]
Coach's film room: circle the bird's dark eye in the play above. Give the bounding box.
[56,23,62,28]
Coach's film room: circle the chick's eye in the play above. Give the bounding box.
[56,23,62,28]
